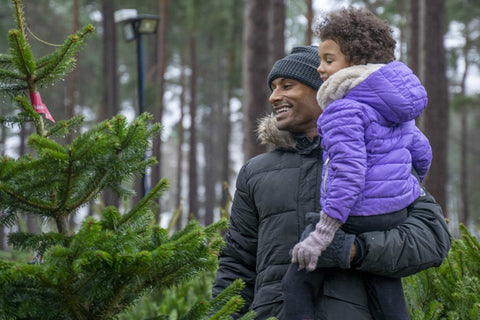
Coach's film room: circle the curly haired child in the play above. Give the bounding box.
[282,7,432,320]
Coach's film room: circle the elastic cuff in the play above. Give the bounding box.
[317,211,342,231]
[351,238,366,266]
[339,233,356,269]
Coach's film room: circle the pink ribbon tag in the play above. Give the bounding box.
[30,92,55,123]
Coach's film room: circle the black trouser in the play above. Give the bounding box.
[282,209,410,320]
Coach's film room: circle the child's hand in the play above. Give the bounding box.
[292,213,342,271]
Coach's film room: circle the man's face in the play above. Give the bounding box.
[269,78,321,138]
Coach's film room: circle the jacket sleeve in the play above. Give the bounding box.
[353,188,451,278]
[408,125,432,182]
[212,165,258,315]
[318,101,367,223]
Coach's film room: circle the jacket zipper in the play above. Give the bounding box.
[323,157,330,192]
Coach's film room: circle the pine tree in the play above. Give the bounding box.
[0,1,244,319]
[404,224,480,319]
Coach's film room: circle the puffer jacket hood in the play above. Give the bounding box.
[317,61,428,124]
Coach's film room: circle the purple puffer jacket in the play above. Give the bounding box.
[316,61,432,223]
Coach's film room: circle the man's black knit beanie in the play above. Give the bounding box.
[267,45,322,91]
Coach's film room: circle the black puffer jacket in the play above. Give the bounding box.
[212,115,451,320]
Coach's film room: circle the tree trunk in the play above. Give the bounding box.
[421,0,449,216]
[175,49,187,230]
[242,0,270,160]
[396,0,407,62]
[0,120,5,156]
[305,0,313,45]
[268,0,285,66]
[101,0,119,208]
[100,0,118,121]
[203,99,218,226]
[66,0,79,122]
[188,34,199,219]
[408,0,420,75]
[0,226,6,251]
[151,0,169,224]
[67,0,80,232]
[459,29,471,226]
[220,0,240,208]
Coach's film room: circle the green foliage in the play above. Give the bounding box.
[404,224,480,319]
[118,191,268,320]
[0,0,94,99]
[0,199,229,319]
[0,1,247,319]
[0,113,161,229]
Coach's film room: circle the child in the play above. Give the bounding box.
[282,7,432,320]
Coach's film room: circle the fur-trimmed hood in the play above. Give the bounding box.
[256,114,296,150]
[317,61,428,124]
[256,114,321,153]
[317,64,383,109]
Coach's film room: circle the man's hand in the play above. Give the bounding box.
[292,213,342,271]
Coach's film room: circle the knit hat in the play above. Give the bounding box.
[267,45,322,91]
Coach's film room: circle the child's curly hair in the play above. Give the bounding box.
[314,7,396,65]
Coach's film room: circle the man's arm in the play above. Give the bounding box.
[212,167,258,315]
[353,188,451,277]
[315,188,451,278]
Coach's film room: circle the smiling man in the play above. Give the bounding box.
[212,45,451,320]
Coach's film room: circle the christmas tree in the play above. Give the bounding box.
[404,224,480,319]
[0,1,250,319]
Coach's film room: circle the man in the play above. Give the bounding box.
[212,46,451,319]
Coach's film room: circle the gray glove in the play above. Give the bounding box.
[292,212,342,271]
[315,227,355,269]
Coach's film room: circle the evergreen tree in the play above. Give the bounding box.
[404,224,480,319]
[0,1,245,319]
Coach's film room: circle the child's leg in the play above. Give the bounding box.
[364,275,410,320]
[282,263,327,320]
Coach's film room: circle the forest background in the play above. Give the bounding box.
[0,0,479,251]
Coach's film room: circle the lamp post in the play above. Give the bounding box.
[115,10,159,197]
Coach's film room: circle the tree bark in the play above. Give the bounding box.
[101,0,119,208]
[188,33,199,219]
[221,0,240,208]
[67,0,80,232]
[151,0,169,223]
[175,49,186,230]
[459,27,471,226]
[421,0,449,216]
[408,0,420,75]
[305,0,313,45]
[268,0,286,66]
[242,0,270,160]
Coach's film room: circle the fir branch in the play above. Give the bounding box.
[209,295,245,320]
[8,29,36,83]
[0,82,28,96]
[0,53,13,66]
[35,25,95,88]
[12,0,26,38]
[57,149,74,210]
[1,187,56,211]
[7,232,70,254]
[27,134,67,156]
[0,68,24,81]
[63,168,109,212]
[46,115,84,137]
[119,179,169,228]
[14,95,44,135]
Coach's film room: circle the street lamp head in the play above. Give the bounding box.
[119,14,159,42]
[138,16,159,34]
